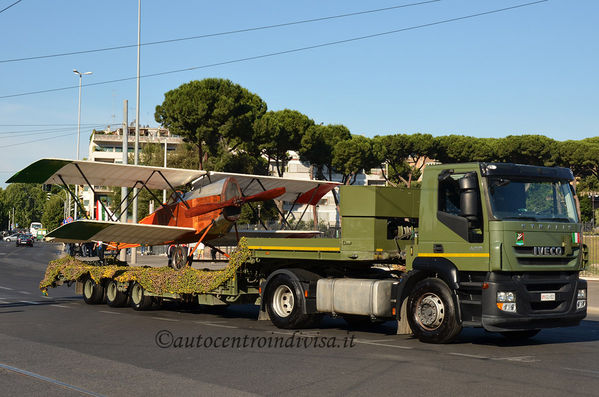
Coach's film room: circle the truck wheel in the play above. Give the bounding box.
[169,246,187,270]
[130,282,152,311]
[82,277,104,304]
[106,280,128,307]
[266,275,315,329]
[500,330,540,340]
[407,277,462,344]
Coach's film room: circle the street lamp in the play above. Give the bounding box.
[73,69,92,220]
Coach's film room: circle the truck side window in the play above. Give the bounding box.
[438,172,483,243]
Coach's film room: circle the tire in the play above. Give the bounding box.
[407,277,462,344]
[106,280,128,307]
[169,246,188,270]
[130,282,152,311]
[82,277,104,304]
[500,329,540,341]
[266,275,317,329]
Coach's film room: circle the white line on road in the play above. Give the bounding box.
[562,367,599,376]
[0,286,13,291]
[0,363,103,397]
[0,299,8,304]
[19,301,40,305]
[448,352,488,359]
[52,304,71,309]
[354,340,413,350]
[193,321,238,329]
[492,356,538,363]
[151,317,179,322]
[99,310,121,315]
[18,291,31,295]
[41,295,51,299]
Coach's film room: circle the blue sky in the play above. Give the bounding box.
[0,0,597,185]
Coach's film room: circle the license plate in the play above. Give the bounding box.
[541,293,556,301]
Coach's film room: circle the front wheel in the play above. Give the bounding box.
[266,275,318,329]
[407,277,462,344]
[169,246,188,270]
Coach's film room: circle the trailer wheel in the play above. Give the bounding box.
[169,246,187,270]
[106,280,128,307]
[130,282,152,311]
[407,277,462,343]
[266,275,315,329]
[82,277,104,304]
[500,329,540,341]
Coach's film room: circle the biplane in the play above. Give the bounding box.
[7,159,338,268]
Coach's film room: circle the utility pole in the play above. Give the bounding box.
[131,0,141,265]
[120,100,129,262]
[163,138,167,203]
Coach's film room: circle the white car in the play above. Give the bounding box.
[4,234,19,242]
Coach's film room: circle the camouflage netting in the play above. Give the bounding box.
[40,238,251,296]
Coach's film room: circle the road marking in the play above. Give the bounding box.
[562,367,599,376]
[41,295,51,299]
[492,356,538,363]
[194,321,238,329]
[0,363,103,397]
[0,286,13,291]
[151,317,179,322]
[449,352,488,359]
[354,340,413,350]
[0,299,8,304]
[355,338,394,343]
[18,291,31,295]
[99,310,121,315]
[19,301,40,305]
[52,304,71,309]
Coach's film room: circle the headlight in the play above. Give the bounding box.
[497,291,515,303]
[577,289,587,300]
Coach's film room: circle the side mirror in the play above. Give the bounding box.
[459,173,480,225]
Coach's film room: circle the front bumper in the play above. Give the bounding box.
[481,272,587,332]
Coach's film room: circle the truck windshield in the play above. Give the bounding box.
[487,177,578,222]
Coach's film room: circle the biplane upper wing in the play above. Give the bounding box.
[194,171,340,205]
[45,220,197,245]
[6,158,206,189]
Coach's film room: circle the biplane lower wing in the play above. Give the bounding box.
[45,220,197,246]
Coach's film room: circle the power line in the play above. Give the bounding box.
[0,0,548,100]
[0,0,440,64]
[0,131,75,149]
[0,126,106,139]
[0,0,23,15]
[0,123,102,127]
[0,125,104,135]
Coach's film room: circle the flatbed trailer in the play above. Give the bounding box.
[41,162,589,343]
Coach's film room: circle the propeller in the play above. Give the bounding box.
[184,187,285,218]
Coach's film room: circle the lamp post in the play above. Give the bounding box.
[73,69,92,220]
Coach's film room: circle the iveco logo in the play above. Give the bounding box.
[533,246,563,256]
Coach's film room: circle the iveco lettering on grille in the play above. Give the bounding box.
[533,246,564,256]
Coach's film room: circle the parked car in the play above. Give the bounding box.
[16,234,34,247]
[4,233,20,242]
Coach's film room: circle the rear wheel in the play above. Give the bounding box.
[407,277,462,344]
[106,280,128,307]
[82,277,104,304]
[266,275,318,329]
[130,282,152,311]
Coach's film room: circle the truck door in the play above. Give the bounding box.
[419,170,489,271]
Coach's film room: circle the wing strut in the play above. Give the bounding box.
[255,178,293,230]
[292,185,319,230]
[74,163,116,221]
[57,174,90,220]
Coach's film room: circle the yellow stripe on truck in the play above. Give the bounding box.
[248,246,340,252]
[418,253,490,258]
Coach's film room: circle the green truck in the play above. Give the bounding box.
[49,162,589,343]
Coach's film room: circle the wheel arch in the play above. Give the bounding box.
[260,268,321,314]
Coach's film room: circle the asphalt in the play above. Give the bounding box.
[2,242,599,396]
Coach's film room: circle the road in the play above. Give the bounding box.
[1,242,599,396]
